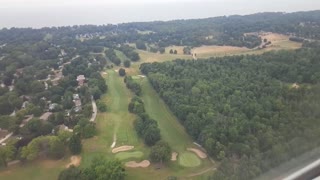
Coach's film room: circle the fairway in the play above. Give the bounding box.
[179,152,202,167]
[115,151,144,161]
[140,78,194,152]
[81,70,144,167]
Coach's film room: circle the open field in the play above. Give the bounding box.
[81,70,146,168]
[135,33,302,63]
[0,158,68,180]
[82,69,214,179]
[115,50,130,62]
[139,78,214,173]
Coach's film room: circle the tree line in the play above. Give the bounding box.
[140,46,320,179]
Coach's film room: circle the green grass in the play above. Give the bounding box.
[81,70,146,168]
[115,151,144,161]
[0,159,68,180]
[115,50,130,63]
[179,152,201,167]
[140,78,194,152]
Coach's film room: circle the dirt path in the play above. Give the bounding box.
[65,156,81,168]
[187,167,216,177]
[125,160,150,168]
[90,96,97,122]
[112,145,134,153]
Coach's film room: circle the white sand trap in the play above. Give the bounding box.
[171,152,178,161]
[112,145,134,153]
[66,156,81,168]
[114,69,119,72]
[110,135,116,148]
[102,72,108,75]
[292,83,300,89]
[137,75,146,78]
[125,160,150,168]
[187,148,207,159]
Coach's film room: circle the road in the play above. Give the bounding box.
[90,96,97,122]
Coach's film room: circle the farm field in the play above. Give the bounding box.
[137,33,302,61]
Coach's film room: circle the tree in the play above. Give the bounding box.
[136,41,147,50]
[173,50,177,54]
[82,156,126,180]
[119,68,126,76]
[149,141,171,164]
[69,134,82,155]
[144,125,161,146]
[124,60,131,68]
[169,49,173,54]
[0,143,15,167]
[159,47,165,54]
[96,100,107,112]
[58,166,82,180]
[21,136,65,160]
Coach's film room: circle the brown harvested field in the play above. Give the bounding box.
[192,45,249,58]
[187,148,207,159]
[65,156,81,168]
[112,145,134,153]
[125,160,150,168]
[171,152,178,161]
[260,33,288,42]
[137,50,192,63]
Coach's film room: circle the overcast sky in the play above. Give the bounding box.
[0,0,319,28]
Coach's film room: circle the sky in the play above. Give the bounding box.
[0,0,319,28]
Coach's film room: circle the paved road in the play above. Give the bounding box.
[90,96,97,122]
[0,132,13,144]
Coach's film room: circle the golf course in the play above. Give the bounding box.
[81,70,215,179]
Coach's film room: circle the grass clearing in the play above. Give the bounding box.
[136,33,302,62]
[0,158,68,180]
[115,50,130,63]
[179,152,202,167]
[81,70,147,168]
[115,151,144,161]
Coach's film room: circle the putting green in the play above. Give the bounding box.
[115,151,144,161]
[178,152,201,167]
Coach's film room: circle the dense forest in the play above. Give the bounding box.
[140,45,320,179]
[0,11,320,49]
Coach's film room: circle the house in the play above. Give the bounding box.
[73,94,82,112]
[76,75,86,86]
[49,103,59,111]
[59,124,73,132]
[21,101,29,109]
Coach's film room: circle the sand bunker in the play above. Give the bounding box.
[187,148,207,159]
[110,135,116,148]
[112,145,134,153]
[171,152,178,161]
[125,160,150,168]
[292,83,300,89]
[66,156,81,168]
